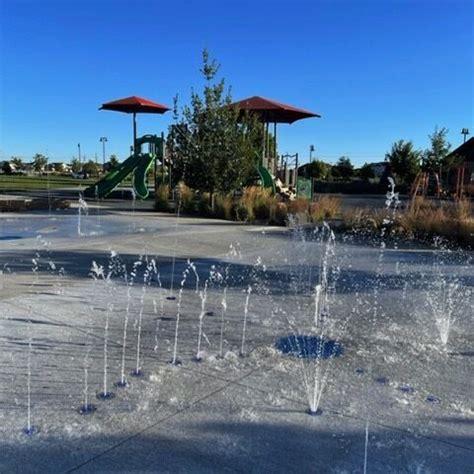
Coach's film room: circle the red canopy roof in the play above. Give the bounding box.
[230,96,320,124]
[99,96,171,114]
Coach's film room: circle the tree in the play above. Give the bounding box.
[358,162,375,180]
[10,157,23,169]
[82,160,99,177]
[332,156,354,180]
[167,49,263,199]
[423,127,451,173]
[2,161,13,174]
[385,140,421,185]
[310,160,331,180]
[71,158,81,173]
[109,155,119,169]
[32,153,48,173]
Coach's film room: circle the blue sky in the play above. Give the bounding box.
[0,0,472,166]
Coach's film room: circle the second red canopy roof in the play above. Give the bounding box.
[230,96,320,124]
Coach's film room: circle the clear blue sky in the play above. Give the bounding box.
[0,0,472,166]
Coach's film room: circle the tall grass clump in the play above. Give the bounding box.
[177,182,195,213]
[342,196,473,246]
[214,193,234,220]
[154,184,170,212]
[235,186,273,222]
[309,195,341,222]
[197,192,212,216]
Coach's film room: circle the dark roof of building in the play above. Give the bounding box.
[446,137,474,162]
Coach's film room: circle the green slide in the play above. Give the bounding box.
[257,165,276,194]
[132,154,155,199]
[84,154,153,199]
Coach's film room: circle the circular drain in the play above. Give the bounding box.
[426,395,441,404]
[96,391,115,401]
[78,404,97,415]
[22,426,39,436]
[276,335,343,359]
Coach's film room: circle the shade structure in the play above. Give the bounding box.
[99,96,170,152]
[229,96,320,124]
[230,96,320,171]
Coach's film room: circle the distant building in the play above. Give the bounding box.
[48,162,72,173]
[23,163,35,174]
[445,137,474,188]
[369,162,387,178]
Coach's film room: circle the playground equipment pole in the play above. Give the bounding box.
[133,113,137,154]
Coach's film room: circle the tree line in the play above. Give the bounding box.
[307,127,456,187]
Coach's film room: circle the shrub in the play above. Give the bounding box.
[342,197,473,247]
[270,201,288,226]
[197,192,212,216]
[177,182,195,213]
[235,202,253,222]
[214,193,234,220]
[287,198,309,215]
[453,197,472,221]
[309,195,341,222]
[240,187,270,221]
[154,184,170,212]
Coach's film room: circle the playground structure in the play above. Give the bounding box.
[230,96,320,199]
[86,95,320,200]
[410,171,442,200]
[84,134,167,199]
[85,96,170,199]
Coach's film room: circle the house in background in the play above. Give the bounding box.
[47,162,72,173]
[445,137,474,192]
[369,162,387,178]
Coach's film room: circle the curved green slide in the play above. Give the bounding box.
[132,154,156,199]
[84,154,155,199]
[257,165,276,194]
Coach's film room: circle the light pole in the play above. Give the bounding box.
[309,144,315,162]
[77,143,81,167]
[461,128,470,144]
[100,137,108,166]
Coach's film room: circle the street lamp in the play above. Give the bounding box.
[77,143,81,166]
[461,128,470,144]
[100,137,108,166]
[309,144,315,162]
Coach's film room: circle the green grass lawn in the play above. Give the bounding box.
[0,174,101,191]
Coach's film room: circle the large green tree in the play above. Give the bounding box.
[332,156,354,180]
[423,127,451,173]
[358,162,375,180]
[167,50,262,198]
[10,157,23,169]
[32,153,48,173]
[310,160,331,180]
[82,160,99,177]
[70,158,81,173]
[385,140,421,185]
